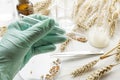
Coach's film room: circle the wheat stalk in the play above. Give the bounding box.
[86,64,115,80]
[101,42,119,57]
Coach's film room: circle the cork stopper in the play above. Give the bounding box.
[18,0,29,3]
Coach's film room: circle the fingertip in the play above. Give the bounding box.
[61,29,66,34]
[60,36,67,42]
[49,18,55,28]
[50,45,56,51]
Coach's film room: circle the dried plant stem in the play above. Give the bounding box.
[86,64,115,80]
[60,38,71,52]
[100,52,117,59]
[101,44,119,57]
[71,59,100,77]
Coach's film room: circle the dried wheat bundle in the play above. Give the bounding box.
[33,0,52,15]
[86,64,115,80]
[72,0,120,38]
[71,59,99,77]
[60,38,71,52]
[73,0,99,30]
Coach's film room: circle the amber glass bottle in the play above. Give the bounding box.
[17,0,33,16]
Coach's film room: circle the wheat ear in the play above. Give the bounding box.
[0,26,7,37]
[71,59,99,77]
[42,59,60,80]
[60,38,71,52]
[86,64,115,80]
[115,42,120,62]
[71,42,120,77]
[67,33,87,43]
[33,0,51,15]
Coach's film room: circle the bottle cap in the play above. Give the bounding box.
[18,0,29,3]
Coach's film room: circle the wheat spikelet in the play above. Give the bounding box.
[60,38,71,52]
[115,42,120,62]
[33,0,51,15]
[71,59,99,77]
[34,0,51,10]
[87,13,97,27]
[0,26,7,37]
[67,33,87,43]
[77,22,88,30]
[109,11,119,37]
[72,0,85,19]
[116,53,120,62]
[86,65,114,80]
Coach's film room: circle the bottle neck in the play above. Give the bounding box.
[18,0,29,4]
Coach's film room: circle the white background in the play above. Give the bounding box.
[0,0,119,80]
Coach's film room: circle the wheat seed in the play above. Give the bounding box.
[40,59,60,80]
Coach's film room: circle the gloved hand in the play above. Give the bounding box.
[18,15,66,65]
[0,14,66,80]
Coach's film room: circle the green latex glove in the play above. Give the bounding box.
[17,15,66,65]
[0,14,66,80]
